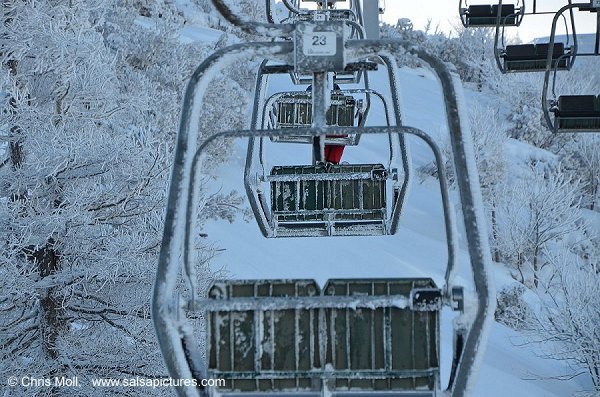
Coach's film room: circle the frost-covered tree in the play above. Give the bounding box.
[561,135,600,212]
[525,253,600,393]
[495,283,531,330]
[493,166,583,287]
[421,105,508,261]
[424,26,496,89]
[465,106,508,262]
[0,0,250,395]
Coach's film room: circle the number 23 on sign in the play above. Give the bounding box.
[303,32,337,56]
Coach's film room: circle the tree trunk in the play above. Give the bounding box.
[30,241,63,360]
[517,253,525,284]
[491,200,500,263]
[6,50,66,386]
[533,245,539,289]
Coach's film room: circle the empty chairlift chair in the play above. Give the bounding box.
[207,278,442,395]
[269,163,389,237]
[270,91,359,145]
[463,3,520,27]
[501,42,572,72]
[259,89,401,238]
[552,95,600,132]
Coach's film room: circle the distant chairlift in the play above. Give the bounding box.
[498,42,573,72]
[542,0,600,132]
[281,0,360,25]
[549,95,600,132]
[247,79,403,238]
[459,0,524,27]
[491,0,583,73]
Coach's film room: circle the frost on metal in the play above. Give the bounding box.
[206,279,442,394]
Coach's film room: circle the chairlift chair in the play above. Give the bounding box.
[266,88,375,145]
[541,0,600,132]
[459,0,524,27]
[246,68,404,238]
[498,42,573,72]
[493,19,576,73]
[547,95,600,132]
[153,1,495,397]
[282,0,361,25]
[206,278,445,395]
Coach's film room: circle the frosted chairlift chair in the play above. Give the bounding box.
[153,1,494,397]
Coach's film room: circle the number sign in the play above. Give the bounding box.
[302,32,337,56]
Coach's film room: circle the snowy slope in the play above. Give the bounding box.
[200,60,593,395]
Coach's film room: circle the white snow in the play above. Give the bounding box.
[179,25,225,45]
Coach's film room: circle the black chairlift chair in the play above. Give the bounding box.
[500,42,573,72]
[493,2,578,74]
[460,0,524,27]
[549,95,600,132]
[541,0,600,132]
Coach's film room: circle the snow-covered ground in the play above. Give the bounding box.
[202,64,594,395]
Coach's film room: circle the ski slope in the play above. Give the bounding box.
[201,61,593,396]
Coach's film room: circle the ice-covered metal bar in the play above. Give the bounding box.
[153,42,294,397]
[345,40,494,397]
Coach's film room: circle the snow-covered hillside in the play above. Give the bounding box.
[2,2,597,396]
[202,65,595,396]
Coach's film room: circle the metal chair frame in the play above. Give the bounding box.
[153,1,495,396]
[244,55,409,238]
[493,0,580,73]
[542,1,600,132]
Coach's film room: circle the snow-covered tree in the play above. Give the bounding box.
[493,166,583,287]
[561,135,600,212]
[424,26,496,89]
[0,1,250,395]
[421,105,508,261]
[525,253,600,393]
[465,105,509,262]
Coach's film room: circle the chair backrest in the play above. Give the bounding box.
[505,44,535,59]
[535,42,565,59]
[491,4,515,16]
[270,163,386,215]
[558,95,597,113]
[275,93,356,128]
[467,4,492,17]
[206,278,441,394]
